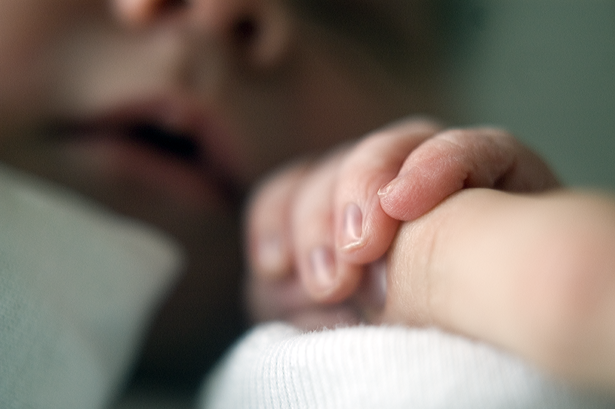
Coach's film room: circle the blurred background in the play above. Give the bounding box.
[445,0,615,188]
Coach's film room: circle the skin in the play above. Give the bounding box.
[383,188,615,393]
[246,123,615,394]
[246,122,560,328]
[0,0,441,383]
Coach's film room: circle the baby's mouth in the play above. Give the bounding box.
[48,119,201,163]
[124,122,200,164]
[46,113,245,210]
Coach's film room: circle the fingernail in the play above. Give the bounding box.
[310,246,335,288]
[342,203,363,250]
[257,235,286,274]
[377,179,397,197]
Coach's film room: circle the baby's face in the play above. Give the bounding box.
[0,0,438,371]
[0,0,435,229]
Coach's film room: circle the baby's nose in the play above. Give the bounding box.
[111,0,293,69]
[112,0,185,26]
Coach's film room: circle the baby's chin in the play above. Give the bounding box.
[1,142,246,242]
[92,182,244,250]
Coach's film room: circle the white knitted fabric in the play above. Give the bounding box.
[201,323,614,409]
[0,165,183,409]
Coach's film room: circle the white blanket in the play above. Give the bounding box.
[201,322,614,408]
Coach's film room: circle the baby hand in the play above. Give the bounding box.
[245,118,559,328]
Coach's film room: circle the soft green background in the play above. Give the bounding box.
[446,1,615,188]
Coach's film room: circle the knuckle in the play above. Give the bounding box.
[432,127,519,165]
[436,126,514,145]
[430,129,480,155]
